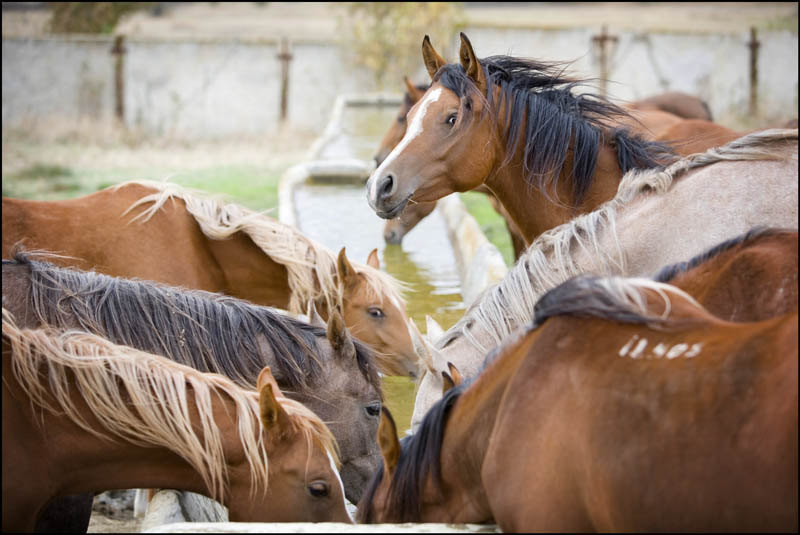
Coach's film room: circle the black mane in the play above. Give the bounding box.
[6,253,381,395]
[652,227,780,283]
[434,55,676,204]
[358,384,466,523]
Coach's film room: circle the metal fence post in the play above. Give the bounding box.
[111,34,126,125]
[277,37,293,122]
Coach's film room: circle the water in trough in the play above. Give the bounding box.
[296,104,465,435]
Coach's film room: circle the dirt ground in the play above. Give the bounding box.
[88,514,142,534]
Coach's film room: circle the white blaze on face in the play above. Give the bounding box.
[368,87,443,202]
[327,450,349,518]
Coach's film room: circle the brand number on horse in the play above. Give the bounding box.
[618,335,702,360]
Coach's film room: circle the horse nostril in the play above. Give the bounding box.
[378,174,395,201]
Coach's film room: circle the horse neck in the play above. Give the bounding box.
[7,368,259,516]
[204,230,292,309]
[485,127,621,245]
[434,335,532,522]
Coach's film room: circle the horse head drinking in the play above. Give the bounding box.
[2,311,352,531]
[2,253,383,504]
[2,181,421,379]
[358,275,798,531]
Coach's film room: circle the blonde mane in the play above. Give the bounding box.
[439,128,798,351]
[113,180,407,315]
[2,308,338,502]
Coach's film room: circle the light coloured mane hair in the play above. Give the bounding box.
[2,308,338,502]
[438,128,798,351]
[114,180,407,315]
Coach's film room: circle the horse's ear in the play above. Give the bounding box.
[366,248,380,269]
[337,247,358,289]
[404,76,425,104]
[441,370,456,395]
[256,366,279,393]
[458,32,486,93]
[447,361,463,387]
[306,299,326,328]
[378,407,401,475]
[422,35,447,80]
[259,381,291,436]
[426,315,445,342]
[408,317,436,375]
[327,304,357,361]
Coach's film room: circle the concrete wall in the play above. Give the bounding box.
[3,27,797,138]
[2,36,115,126]
[124,38,374,137]
[457,27,798,126]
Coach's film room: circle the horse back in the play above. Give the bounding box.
[656,119,744,154]
[666,229,799,322]
[629,92,713,122]
[2,184,226,291]
[483,310,798,532]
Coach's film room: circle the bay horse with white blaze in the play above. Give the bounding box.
[376,74,732,253]
[367,33,676,246]
[410,128,798,431]
[359,274,797,531]
[2,180,420,378]
[2,310,351,531]
[2,253,383,506]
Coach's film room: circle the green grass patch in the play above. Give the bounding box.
[152,165,282,213]
[459,191,515,267]
[8,163,74,180]
[2,164,283,214]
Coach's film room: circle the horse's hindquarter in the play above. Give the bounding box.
[483,314,798,532]
[2,186,226,291]
[204,233,292,309]
[613,148,798,277]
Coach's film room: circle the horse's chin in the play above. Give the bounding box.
[383,231,404,244]
[375,196,411,220]
[340,455,379,504]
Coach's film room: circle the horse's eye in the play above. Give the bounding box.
[368,307,385,319]
[365,402,381,417]
[447,113,457,126]
[308,481,329,498]
[397,115,407,123]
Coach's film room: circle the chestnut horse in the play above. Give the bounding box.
[359,275,798,531]
[410,128,798,431]
[627,90,713,121]
[2,254,383,506]
[2,310,351,532]
[2,180,420,379]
